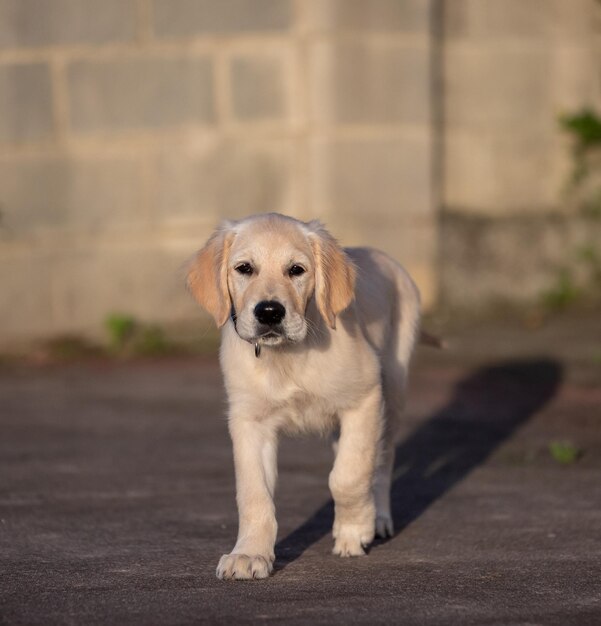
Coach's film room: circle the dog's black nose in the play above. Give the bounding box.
[254,300,286,326]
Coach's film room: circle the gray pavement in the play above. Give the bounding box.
[1,315,601,625]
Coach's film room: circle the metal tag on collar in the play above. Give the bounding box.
[254,342,261,358]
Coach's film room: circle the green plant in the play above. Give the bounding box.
[105,313,136,352]
[560,109,601,200]
[540,268,581,311]
[560,109,601,150]
[104,314,188,357]
[541,108,601,310]
[548,441,583,465]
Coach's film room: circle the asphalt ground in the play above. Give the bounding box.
[1,314,600,625]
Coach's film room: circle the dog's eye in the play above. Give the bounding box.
[235,263,253,276]
[288,265,306,277]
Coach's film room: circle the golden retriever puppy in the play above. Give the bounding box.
[187,213,420,580]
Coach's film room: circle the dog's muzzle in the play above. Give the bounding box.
[253,301,287,358]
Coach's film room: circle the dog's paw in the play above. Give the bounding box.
[375,514,394,538]
[216,553,273,580]
[332,523,374,557]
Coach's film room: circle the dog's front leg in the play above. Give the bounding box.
[216,416,278,580]
[329,385,383,557]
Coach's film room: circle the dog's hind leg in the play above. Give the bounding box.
[373,405,398,538]
[374,265,420,538]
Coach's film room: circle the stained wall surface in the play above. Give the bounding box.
[0,1,598,344]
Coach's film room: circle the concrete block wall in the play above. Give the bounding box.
[443,0,601,217]
[0,0,437,346]
[1,0,599,344]
[440,0,601,307]
[303,0,437,306]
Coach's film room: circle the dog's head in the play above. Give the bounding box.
[187,213,356,346]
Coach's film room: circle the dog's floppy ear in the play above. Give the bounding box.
[307,221,356,329]
[187,224,234,327]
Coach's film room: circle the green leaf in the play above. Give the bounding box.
[105,313,136,351]
[560,109,601,149]
[548,441,582,465]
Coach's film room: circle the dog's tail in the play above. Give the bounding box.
[393,265,422,384]
[419,329,445,349]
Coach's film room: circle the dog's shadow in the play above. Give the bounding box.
[274,358,562,570]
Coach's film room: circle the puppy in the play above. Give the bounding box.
[187,213,420,580]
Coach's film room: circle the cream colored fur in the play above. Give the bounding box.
[187,213,421,580]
